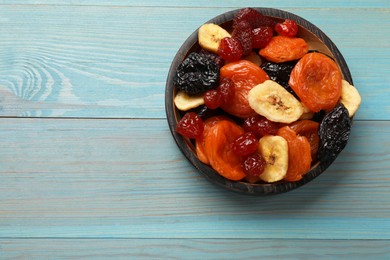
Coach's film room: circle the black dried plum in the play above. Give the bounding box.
[173,52,220,95]
[317,103,352,162]
[198,49,225,69]
[261,61,297,95]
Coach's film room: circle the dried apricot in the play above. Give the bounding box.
[196,116,225,164]
[289,52,342,112]
[277,126,311,182]
[288,119,320,160]
[259,36,308,63]
[220,60,269,118]
[200,118,246,181]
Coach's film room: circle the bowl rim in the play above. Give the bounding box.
[165,7,353,195]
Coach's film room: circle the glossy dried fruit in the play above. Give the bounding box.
[219,60,269,118]
[277,126,312,182]
[242,152,266,179]
[231,132,259,156]
[259,36,308,63]
[232,21,253,56]
[217,37,243,62]
[196,116,225,164]
[233,8,276,29]
[261,60,298,95]
[174,52,220,95]
[204,89,223,109]
[318,103,351,163]
[252,26,273,49]
[200,118,247,181]
[289,52,342,112]
[275,19,298,37]
[217,77,235,105]
[289,119,320,161]
[242,115,279,138]
[176,112,204,139]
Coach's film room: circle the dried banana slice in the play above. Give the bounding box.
[248,80,304,123]
[198,23,231,53]
[174,90,204,111]
[340,80,361,117]
[258,135,289,183]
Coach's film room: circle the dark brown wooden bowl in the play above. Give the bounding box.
[165,8,353,195]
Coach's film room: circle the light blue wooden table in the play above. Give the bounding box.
[0,1,389,259]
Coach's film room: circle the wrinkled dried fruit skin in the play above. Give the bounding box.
[289,52,342,112]
[220,60,269,118]
[232,21,253,56]
[176,112,204,139]
[217,37,243,62]
[199,48,225,69]
[174,52,220,95]
[277,126,312,182]
[289,119,320,160]
[318,104,352,163]
[201,119,247,181]
[261,61,297,95]
[259,36,309,63]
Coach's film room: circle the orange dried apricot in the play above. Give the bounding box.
[197,118,246,181]
[259,36,308,63]
[289,119,320,160]
[220,60,269,118]
[277,126,312,182]
[289,52,342,112]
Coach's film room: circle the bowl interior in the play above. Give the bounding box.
[165,8,352,195]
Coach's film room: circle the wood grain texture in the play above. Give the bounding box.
[1,239,390,259]
[0,1,389,258]
[1,0,389,8]
[0,6,388,119]
[0,119,389,240]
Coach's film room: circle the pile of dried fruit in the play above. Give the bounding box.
[173,8,361,183]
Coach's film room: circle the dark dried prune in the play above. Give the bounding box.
[317,103,352,162]
[174,52,220,95]
[199,49,224,69]
[261,60,297,95]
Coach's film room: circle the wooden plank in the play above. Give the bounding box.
[0,0,389,8]
[1,238,390,259]
[0,6,388,119]
[0,118,389,239]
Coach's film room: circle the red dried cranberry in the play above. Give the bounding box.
[176,112,204,139]
[217,77,235,105]
[217,37,243,62]
[204,89,223,109]
[275,19,298,37]
[232,21,253,56]
[242,115,279,138]
[241,152,266,178]
[231,132,258,156]
[252,26,273,48]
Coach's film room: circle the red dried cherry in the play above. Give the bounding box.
[241,152,266,178]
[275,19,298,37]
[217,77,235,105]
[252,26,273,49]
[176,112,204,139]
[242,115,279,138]
[231,132,258,156]
[204,89,223,109]
[217,37,243,62]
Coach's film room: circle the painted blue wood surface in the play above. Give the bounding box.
[0,1,389,258]
[0,6,388,119]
